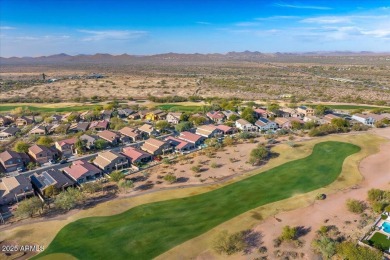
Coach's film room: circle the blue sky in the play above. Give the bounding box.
[1,0,390,57]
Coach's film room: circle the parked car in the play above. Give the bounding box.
[17,167,25,173]
[59,159,68,164]
[49,159,56,165]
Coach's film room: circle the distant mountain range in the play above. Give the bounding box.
[1,51,389,65]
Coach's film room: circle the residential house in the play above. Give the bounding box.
[93,151,129,172]
[323,114,341,124]
[29,125,48,135]
[297,106,314,117]
[255,118,278,131]
[222,110,240,120]
[15,116,34,126]
[97,130,120,145]
[121,147,152,164]
[235,119,257,131]
[253,108,267,119]
[144,110,167,121]
[166,112,182,124]
[28,144,58,164]
[68,122,90,133]
[206,111,226,124]
[138,124,157,137]
[275,109,291,118]
[0,175,34,205]
[80,134,97,149]
[280,108,300,118]
[55,138,77,158]
[196,124,221,138]
[275,117,304,129]
[100,110,113,120]
[0,150,30,173]
[117,109,134,118]
[179,131,204,146]
[303,116,322,124]
[128,112,141,120]
[50,114,63,124]
[89,120,109,131]
[165,136,195,152]
[61,112,79,123]
[141,138,172,155]
[0,127,20,139]
[216,124,237,135]
[0,115,11,126]
[80,110,96,121]
[63,160,103,184]
[30,168,75,196]
[119,127,142,142]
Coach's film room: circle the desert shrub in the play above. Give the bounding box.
[191,165,201,173]
[346,199,366,214]
[280,225,298,241]
[213,230,246,255]
[163,174,177,184]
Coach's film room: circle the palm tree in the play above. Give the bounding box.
[119,179,134,193]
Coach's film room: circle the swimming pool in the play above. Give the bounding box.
[381,221,390,234]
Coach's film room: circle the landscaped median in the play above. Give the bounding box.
[34,141,360,259]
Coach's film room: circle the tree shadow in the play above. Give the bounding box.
[242,229,263,254]
[176,177,189,183]
[296,226,311,238]
[135,182,154,191]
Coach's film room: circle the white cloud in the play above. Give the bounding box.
[78,30,147,41]
[196,21,211,25]
[234,22,261,27]
[274,3,331,10]
[0,26,16,30]
[301,16,352,24]
[255,16,299,21]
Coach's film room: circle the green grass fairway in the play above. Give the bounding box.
[35,141,359,260]
[0,105,101,113]
[305,104,390,111]
[156,104,202,112]
[367,232,390,251]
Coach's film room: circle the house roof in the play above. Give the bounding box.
[80,134,96,143]
[89,120,109,129]
[1,175,32,193]
[63,160,101,180]
[0,150,23,163]
[30,168,74,190]
[255,118,270,126]
[206,111,225,119]
[254,108,267,114]
[138,124,154,133]
[57,138,77,147]
[1,127,20,135]
[141,138,167,153]
[179,131,203,143]
[197,124,218,132]
[69,122,90,131]
[168,112,182,118]
[29,144,54,155]
[274,117,290,125]
[165,136,192,150]
[98,130,119,141]
[236,119,251,125]
[119,127,140,138]
[121,147,151,162]
[216,124,233,132]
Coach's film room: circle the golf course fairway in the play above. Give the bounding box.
[35,141,360,259]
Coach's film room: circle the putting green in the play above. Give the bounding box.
[35,141,360,259]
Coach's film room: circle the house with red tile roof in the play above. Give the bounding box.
[165,136,195,152]
[97,130,120,145]
[62,160,103,184]
[179,131,205,146]
[28,144,58,164]
[0,150,30,173]
[206,111,226,124]
[93,151,129,172]
[121,147,152,164]
[55,138,77,158]
[89,120,109,131]
[119,127,142,142]
[216,124,237,135]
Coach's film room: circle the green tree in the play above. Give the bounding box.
[189,116,207,126]
[43,185,59,198]
[54,123,69,134]
[346,199,365,214]
[179,113,190,122]
[82,182,103,194]
[14,141,29,153]
[223,136,234,146]
[291,120,303,130]
[74,138,85,154]
[249,145,270,164]
[119,179,134,193]
[94,139,107,150]
[15,197,43,218]
[367,188,386,203]
[331,118,349,129]
[27,162,36,170]
[336,241,382,260]
[155,120,171,132]
[314,105,329,116]
[280,225,298,241]
[66,114,78,123]
[311,235,336,259]
[54,187,85,211]
[110,117,126,130]
[228,114,240,121]
[164,174,177,184]
[175,121,193,132]
[36,136,54,147]
[268,103,280,113]
[241,107,256,124]
[213,230,246,255]
[110,170,125,182]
